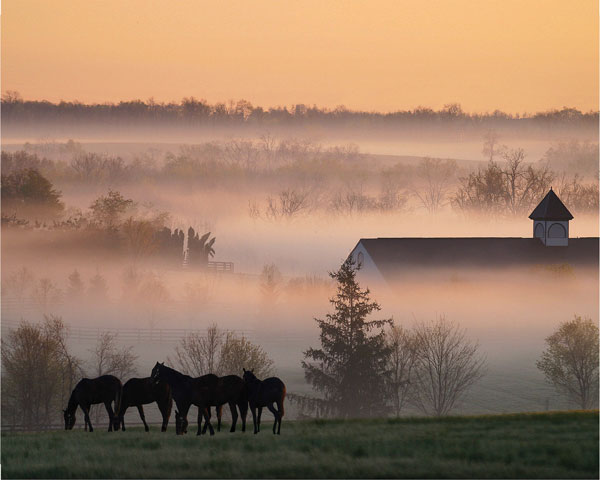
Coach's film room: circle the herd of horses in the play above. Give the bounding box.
[63,363,286,435]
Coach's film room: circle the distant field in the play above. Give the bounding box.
[1,411,598,479]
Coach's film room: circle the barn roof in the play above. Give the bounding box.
[529,189,573,221]
[355,237,598,283]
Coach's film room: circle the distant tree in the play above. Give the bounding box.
[259,263,282,305]
[218,332,275,377]
[169,324,274,377]
[536,315,599,409]
[88,332,138,380]
[541,141,599,177]
[453,149,554,216]
[3,267,34,306]
[89,190,134,229]
[67,270,84,299]
[169,324,224,377]
[302,257,392,417]
[186,229,216,267]
[1,168,64,219]
[1,316,81,428]
[31,278,62,313]
[121,217,159,261]
[410,316,485,416]
[482,130,503,163]
[88,272,109,301]
[385,324,419,417]
[413,158,457,214]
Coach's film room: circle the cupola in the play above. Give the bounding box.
[529,188,573,246]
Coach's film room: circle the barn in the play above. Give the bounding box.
[349,189,599,286]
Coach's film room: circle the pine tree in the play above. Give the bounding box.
[302,256,392,417]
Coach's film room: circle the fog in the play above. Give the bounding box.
[2,130,598,423]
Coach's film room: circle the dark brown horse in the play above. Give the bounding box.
[199,375,248,434]
[63,375,122,432]
[242,369,286,434]
[115,377,172,432]
[150,362,216,436]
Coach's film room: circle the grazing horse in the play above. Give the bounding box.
[151,362,216,436]
[63,375,122,432]
[199,375,248,434]
[242,369,286,435]
[115,377,172,432]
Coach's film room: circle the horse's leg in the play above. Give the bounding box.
[119,405,128,432]
[250,405,258,434]
[203,406,215,436]
[178,403,191,436]
[198,407,205,436]
[228,402,237,433]
[137,405,149,432]
[239,401,248,432]
[276,399,283,435]
[266,403,280,435]
[217,404,223,432]
[105,401,115,432]
[82,404,93,432]
[257,407,263,433]
[158,397,172,432]
[200,407,210,435]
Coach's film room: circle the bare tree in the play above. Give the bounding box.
[482,129,503,163]
[31,278,62,313]
[453,148,554,216]
[168,324,224,377]
[500,148,553,215]
[413,158,457,213]
[3,267,34,307]
[88,332,138,380]
[260,263,282,305]
[218,331,275,377]
[169,325,274,378]
[386,324,419,417]
[265,189,311,220]
[410,315,485,416]
[536,315,599,409]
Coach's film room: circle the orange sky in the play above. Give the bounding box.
[1,0,598,113]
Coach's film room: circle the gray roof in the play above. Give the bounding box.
[529,189,574,221]
[357,237,598,282]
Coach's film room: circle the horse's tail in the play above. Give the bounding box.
[279,384,286,417]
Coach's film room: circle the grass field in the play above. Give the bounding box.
[1,411,598,478]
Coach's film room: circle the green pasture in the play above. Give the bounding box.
[1,411,598,478]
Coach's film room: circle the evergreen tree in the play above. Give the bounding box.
[302,256,392,417]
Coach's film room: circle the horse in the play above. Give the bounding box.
[115,377,172,432]
[63,375,122,432]
[151,362,216,436]
[199,375,248,434]
[242,368,286,435]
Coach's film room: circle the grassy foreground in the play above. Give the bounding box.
[1,411,598,479]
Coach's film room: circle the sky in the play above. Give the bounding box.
[1,0,598,113]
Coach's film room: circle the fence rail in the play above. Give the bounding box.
[207,261,234,273]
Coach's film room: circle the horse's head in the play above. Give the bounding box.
[63,409,75,430]
[151,361,165,384]
[112,414,121,431]
[242,368,257,383]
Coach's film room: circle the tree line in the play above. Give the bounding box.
[2,92,597,134]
